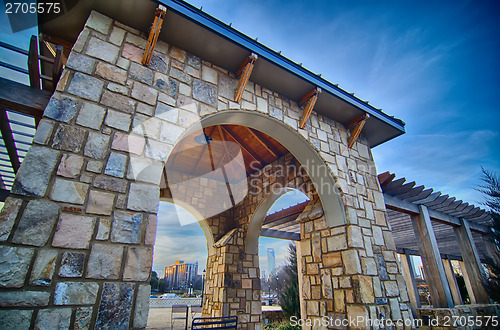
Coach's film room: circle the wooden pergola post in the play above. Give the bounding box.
[454,218,490,303]
[442,257,463,305]
[411,204,454,307]
[399,250,421,317]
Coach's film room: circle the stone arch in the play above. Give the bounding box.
[186,110,347,229]
[159,197,216,255]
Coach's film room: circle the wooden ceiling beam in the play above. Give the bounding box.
[298,87,321,128]
[234,53,258,103]
[221,126,261,167]
[142,5,167,66]
[245,127,278,159]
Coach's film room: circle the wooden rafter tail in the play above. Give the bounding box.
[347,113,369,148]
[142,5,167,66]
[298,87,321,128]
[27,35,40,89]
[234,53,258,103]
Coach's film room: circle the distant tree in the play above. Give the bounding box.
[477,168,500,302]
[150,271,159,292]
[278,243,301,319]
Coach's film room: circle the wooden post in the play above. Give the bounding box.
[442,257,463,305]
[27,35,40,89]
[411,204,454,307]
[454,218,490,303]
[400,250,421,317]
[296,241,306,325]
[459,260,476,303]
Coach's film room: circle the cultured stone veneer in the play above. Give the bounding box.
[0,10,411,329]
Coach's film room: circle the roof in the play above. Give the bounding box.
[38,0,405,147]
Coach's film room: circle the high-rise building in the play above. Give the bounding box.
[164,261,198,290]
[267,248,275,278]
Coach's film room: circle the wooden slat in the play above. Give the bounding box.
[244,127,278,159]
[27,35,40,89]
[382,177,405,193]
[0,77,50,119]
[387,181,416,196]
[221,126,261,167]
[260,228,300,241]
[395,184,424,200]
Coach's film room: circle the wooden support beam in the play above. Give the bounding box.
[234,53,258,103]
[142,5,167,66]
[298,87,321,128]
[347,113,369,148]
[400,250,421,317]
[411,204,454,308]
[0,188,9,202]
[0,77,49,120]
[442,257,463,305]
[453,218,490,303]
[244,127,278,158]
[27,35,40,89]
[0,110,21,173]
[51,45,64,92]
[260,228,300,241]
[221,126,261,167]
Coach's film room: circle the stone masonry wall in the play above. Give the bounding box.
[0,10,410,329]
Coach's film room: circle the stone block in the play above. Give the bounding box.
[142,215,157,247]
[323,252,342,268]
[54,282,99,305]
[95,61,127,84]
[86,11,113,34]
[33,119,54,145]
[0,291,50,307]
[75,307,93,330]
[361,257,378,276]
[0,310,33,330]
[104,152,127,178]
[96,282,134,328]
[187,54,200,69]
[87,160,104,174]
[59,251,85,277]
[86,37,120,64]
[347,225,364,248]
[136,102,154,116]
[44,96,79,123]
[0,198,22,241]
[112,132,145,155]
[57,154,84,178]
[105,109,132,131]
[95,218,111,240]
[93,175,127,193]
[30,250,58,286]
[127,157,164,185]
[123,246,153,281]
[34,308,72,329]
[133,284,151,328]
[169,46,186,62]
[50,178,89,204]
[125,33,146,48]
[127,183,159,212]
[107,82,128,94]
[154,74,177,97]
[52,214,96,249]
[101,90,136,113]
[129,62,153,84]
[0,246,33,288]
[218,74,237,100]
[122,43,143,63]
[372,226,385,245]
[11,146,59,197]
[51,123,86,152]
[384,280,400,297]
[111,210,143,244]
[12,200,60,247]
[67,72,104,101]
[327,233,347,251]
[155,101,178,122]
[86,190,115,215]
[150,53,169,73]
[131,114,161,139]
[76,102,106,130]
[84,131,111,159]
[178,109,199,127]
[109,26,126,45]
[193,78,217,106]
[86,243,123,279]
[131,81,158,105]
[202,66,218,84]
[342,249,362,275]
[160,121,184,144]
[375,254,389,280]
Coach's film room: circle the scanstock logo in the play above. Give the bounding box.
[127,100,248,227]
[3,0,79,32]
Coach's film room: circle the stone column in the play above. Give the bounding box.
[454,218,490,304]
[399,250,421,317]
[411,205,454,307]
[442,257,463,305]
[202,229,261,330]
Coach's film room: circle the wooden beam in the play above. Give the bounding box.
[51,45,64,92]
[0,77,50,120]
[0,110,21,173]
[234,53,258,103]
[142,5,167,66]
[221,126,261,167]
[400,250,421,317]
[244,127,278,158]
[347,113,369,148]
[260,228,300,241]
[0,188,10,202]
[442,257,463,305]
[298,87,321,128]
[27,35,40,89]
[453,218,490,303]
[411,204,454,308]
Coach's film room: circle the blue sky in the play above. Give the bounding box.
[1,0,499,275]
